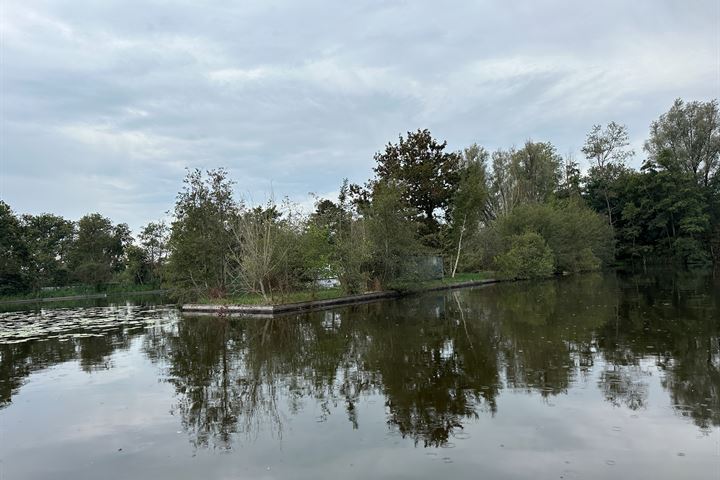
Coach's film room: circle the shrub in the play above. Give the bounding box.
[494,200,613,273]
[495,232,555,279]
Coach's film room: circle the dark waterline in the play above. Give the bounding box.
[1,270,718,479]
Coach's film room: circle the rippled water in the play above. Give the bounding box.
[0,270,718,479]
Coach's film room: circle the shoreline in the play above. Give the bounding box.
[0,289,168,306]
[181,278,504,317]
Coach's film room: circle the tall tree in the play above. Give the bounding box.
[21,213,75,289]
[68,213,130,287]
[582,122,634,227]
[512,141,562,204]
[645,99,720,188]
[0,202,29,295]
[372,129,461,244]
[363,180,423,286]
[488,149,521,218]
[488,141,561,217]
[124,244,152,285]
[167,168,238,298]
[139,221,169,266]
[558,152,582,199]
[139,220,169,281]
[448,144,489,277]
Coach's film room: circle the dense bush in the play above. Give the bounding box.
[493,200,613,274]
[495,232,555,279]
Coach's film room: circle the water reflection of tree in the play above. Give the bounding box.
[0,326,143,407]
[357,296,501,446]
[144,270,719,448]
[0,339,75,407]
[144,312,377,448]
[475,275,614,397]
[597,268,720,429]
[4,270,716,449]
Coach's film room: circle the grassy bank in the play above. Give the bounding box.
[0,283,164,303]
[198,271,495,306]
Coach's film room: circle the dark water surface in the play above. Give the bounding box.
[1,271,718,479]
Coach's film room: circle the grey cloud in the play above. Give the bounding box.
[1,0,718,232]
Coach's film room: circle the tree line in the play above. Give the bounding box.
[1,98,717,299]
[0,207,168,296]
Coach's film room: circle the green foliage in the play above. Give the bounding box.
[491,201,613,274]
[21,213,75,289]
[363,180,424,286]
[582,122,634,227]
[557,154,582,199]
[583,100,719,266]
[0,201,162,296]
[512,141,563,204]
[299,222,334,283]
[582,122,634,169]
[447,144,489,276]
[488,141,562,217]
[645,98,719,188]
[68,213,131,287]
[123,244,153,285]
[167,168,238,298]
[307,181,371,294]
[0,201,30,295]
[371,129,461,246]
[139,221,168,282]
[333,216,372,294]
[495,232,555,279]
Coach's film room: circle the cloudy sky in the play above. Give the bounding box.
[1,0,718,232]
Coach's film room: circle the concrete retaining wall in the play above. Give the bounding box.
[181,279,501,317]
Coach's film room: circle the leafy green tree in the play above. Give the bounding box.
[21,213,75,289]
[638,98,718,265]
[512,141,562,204]
[558,153,582,199]
[123,244,152,285]
[139,221,169,281]
[299,222,334,285]
[371,129,461,244]
[583,163,632,231]
[488,141,561,218]
[645,99,719,188]
[582,122,634,227]
[363,180,423,286]
[0,202,29,295]
[333,181,372,293]
[447,144,489,277]
[167,169,238,298]
[487,149,520,218]
[617,200,646,261]
[637,163,711,264]
[68,213,131,287]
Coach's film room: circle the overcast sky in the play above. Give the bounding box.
[1,0,718,232]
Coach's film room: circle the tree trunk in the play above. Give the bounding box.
[452,215,466,278]
[604,189,613,227]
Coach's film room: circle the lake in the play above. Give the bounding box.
[0,270,718,479]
